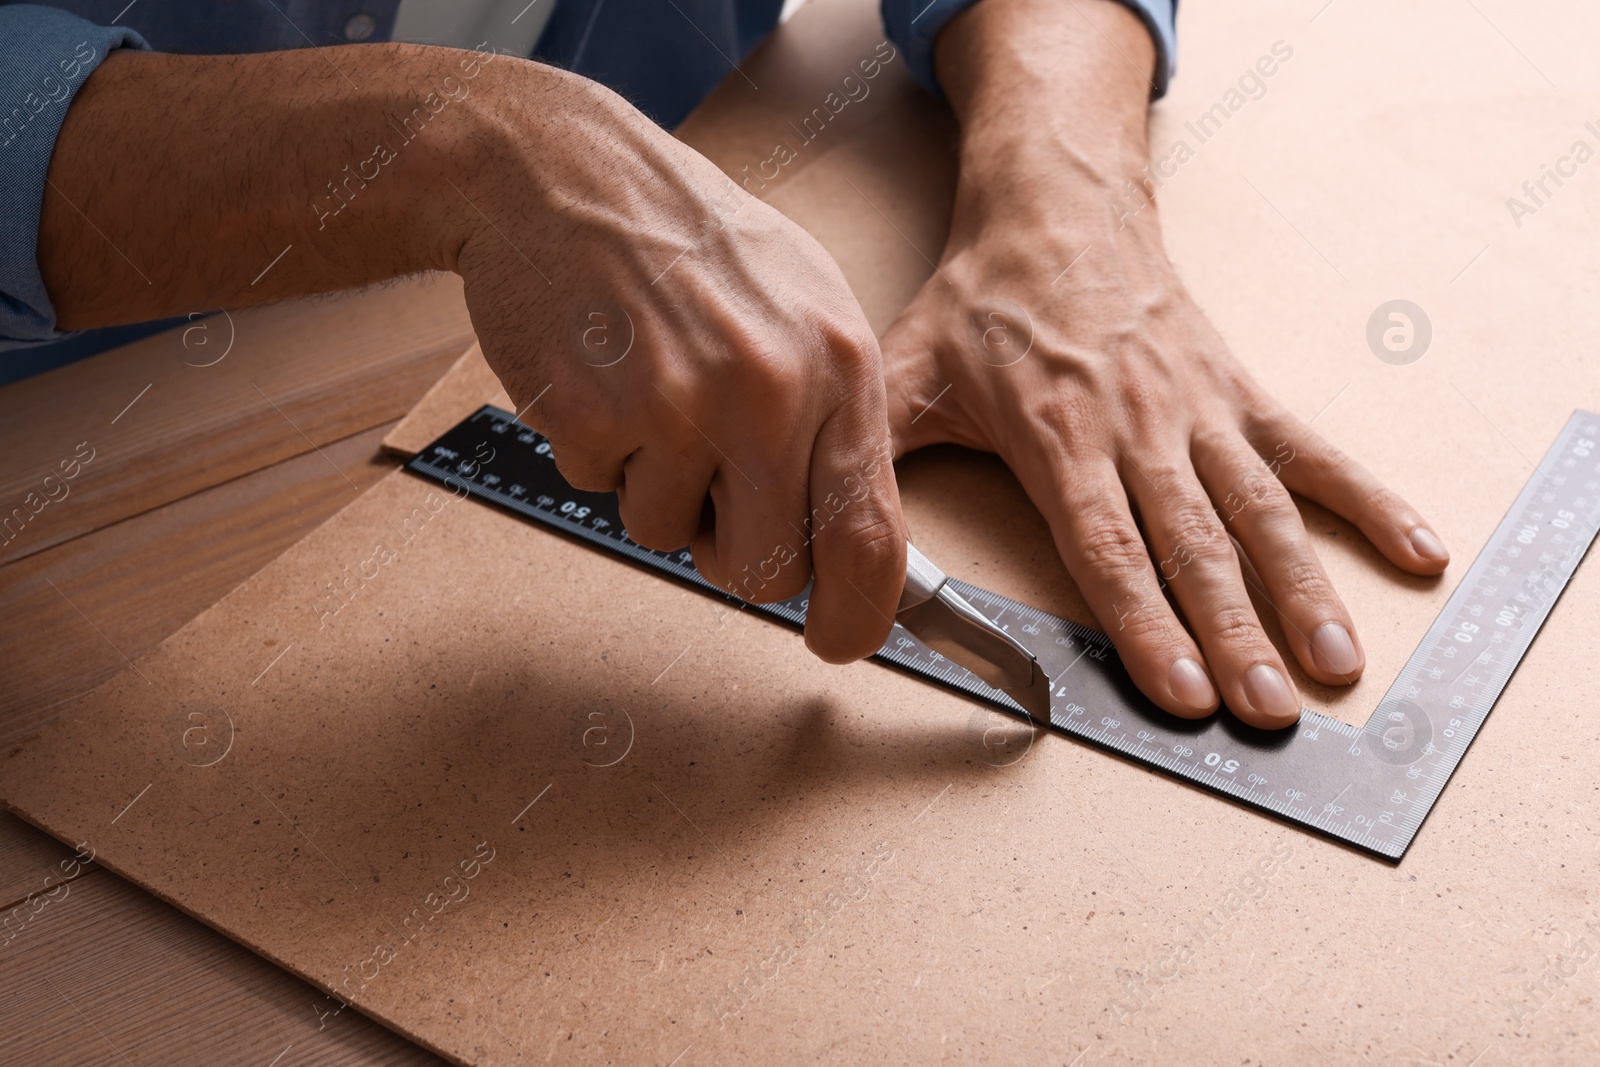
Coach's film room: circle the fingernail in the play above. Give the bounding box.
[1410,525,1448,562]
[1168,657,1218,712]
[1243,663,1300,723]
[1310,621,1361,676]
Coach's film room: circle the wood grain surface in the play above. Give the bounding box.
[0,291,469,1066]
[0,276,472,568]
[381,345,510,460]
[0,811,93,916]
[0,415,437,1065]
[0,864,443,1066]
[1,424,403,748]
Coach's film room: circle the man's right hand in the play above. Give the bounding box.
[38,44,907,663]
[452,66,908,663]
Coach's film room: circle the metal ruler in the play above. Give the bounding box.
[408,406,1600,860]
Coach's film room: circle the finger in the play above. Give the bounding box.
[648,364,814,605]
[1012,453,1221,719]
[690,463,815,606]
[515,387,631,494]
[802,408,905,664]
[1193,427,1365,687]
[616,446,717,551]
[1245,416,1449,576]
[1122,452,1302,729]
[534,422,627,495]
[550,450,625,493]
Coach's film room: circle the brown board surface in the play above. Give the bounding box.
[6,0,1600,1063]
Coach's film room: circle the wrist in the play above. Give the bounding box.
[932,0,1160,244]
[451,64,751,295]
[273,43,581,280]
[334,43,533,277]
[936,0,1153,141]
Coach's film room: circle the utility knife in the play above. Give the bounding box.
[895,543,1053,726]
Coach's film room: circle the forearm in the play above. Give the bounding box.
[33,29,913,666]
[933,0,1156,239]
[40,44,546,329]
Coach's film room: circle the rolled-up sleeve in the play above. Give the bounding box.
[0,5,147,347]
[882,0,1177,101]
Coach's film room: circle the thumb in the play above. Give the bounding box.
[802,402,906,665]
[880,290,993,457]
[879,310,947,456]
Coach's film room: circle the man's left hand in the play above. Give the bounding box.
[880,0,1450,728]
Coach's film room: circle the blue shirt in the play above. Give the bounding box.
[0,0,1176,353]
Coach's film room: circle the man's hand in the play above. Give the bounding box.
[882,0,1449,727]
[39,45,906,662]
[453,71,906,661]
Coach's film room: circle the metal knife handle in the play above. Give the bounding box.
[898,542,948,613]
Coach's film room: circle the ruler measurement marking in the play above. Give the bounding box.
[409,408,1600,862]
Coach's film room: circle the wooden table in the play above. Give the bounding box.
[0,277,475,1065]
[15,0,1595,1061]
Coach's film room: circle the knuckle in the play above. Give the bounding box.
[1230,481,1298,533]
[1072,520,1150,576]
[1114,603,1181,647]
[1279,558,1333,603]
[834,509,904,578]
[828,328,882,378]
[554,456,615,493]
[618,509,676,551]
[1249,478,1298,518]
[1134,458,1187,493]
[1368,485,1414,527]
[806,316,883,396]
[1209,605,1266,649]
[1119,378,1167,426]
[1189,418,1237,457]
[1164,503,1227,557]
[1106,600,1194,665]
[1025,391,1093,443]
[1241,399,1299,444]
[1164,508,1222,566]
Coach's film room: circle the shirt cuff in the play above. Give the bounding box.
[882,0,1177,101]
[0,5,148,348]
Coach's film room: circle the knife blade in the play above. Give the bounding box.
[894,542,1053,726]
